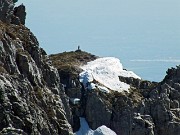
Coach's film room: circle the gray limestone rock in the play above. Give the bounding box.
[85,91,112,130]
[0,9,73,134]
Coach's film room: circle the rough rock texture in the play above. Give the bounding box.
[85,91,112,129]
[50,51,97,132]
[51,51,180,135]
[0,4,73,134]
[13,4,26,25]
[0,0,14,23]
[0,0,26,25]
[50,51,97,99]
[1,0,180,135]
[83,68,180,135]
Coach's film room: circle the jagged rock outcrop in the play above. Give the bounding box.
[50,51,97,99]
[50,51,97,132]
[0,0,14,23]
[0,0,26,25]
[13,4,26,25]
[1,0,180,135]
[0,2,73,134]
[82,67,180,135]
[51,51,180,135]
[85,90,112,129]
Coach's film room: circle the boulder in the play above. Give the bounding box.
[13,4,26,25]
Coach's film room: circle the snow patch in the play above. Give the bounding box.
[94,125,117,135]
[75,117,117,135]
[75,118,94,135]
[69,98,80,105]
[97,85,110,93]
[87,83,96,90]
[79,57,140,92]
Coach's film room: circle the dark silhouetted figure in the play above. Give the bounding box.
[75,45,81,52]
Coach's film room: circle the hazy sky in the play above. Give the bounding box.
[15,0,180,81]
[16,0,180,55]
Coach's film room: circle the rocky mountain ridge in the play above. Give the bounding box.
[1,0,180,135]
[50,51,180,135]
[0,0,73,134]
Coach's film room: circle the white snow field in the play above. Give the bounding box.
[75,117,117,135]
[79,57,141,92]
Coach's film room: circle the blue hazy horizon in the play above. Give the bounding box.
[15,0,180,82]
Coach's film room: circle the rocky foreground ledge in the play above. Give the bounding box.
[1,0,180,135]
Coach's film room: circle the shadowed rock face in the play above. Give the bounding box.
[0,0,26,25]
[0,1,73,134]
[12,4,26,25]
[0,0,14,23]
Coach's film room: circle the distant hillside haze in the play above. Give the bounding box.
[15,0,180,81]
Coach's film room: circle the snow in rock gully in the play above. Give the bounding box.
[79,57,141,92]
[75,117,117,135]
[77,57,140,135]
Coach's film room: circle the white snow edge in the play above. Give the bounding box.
[79,57,141,92]
[75,117,117,135]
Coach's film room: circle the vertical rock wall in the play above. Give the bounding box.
[0,1,73,134]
